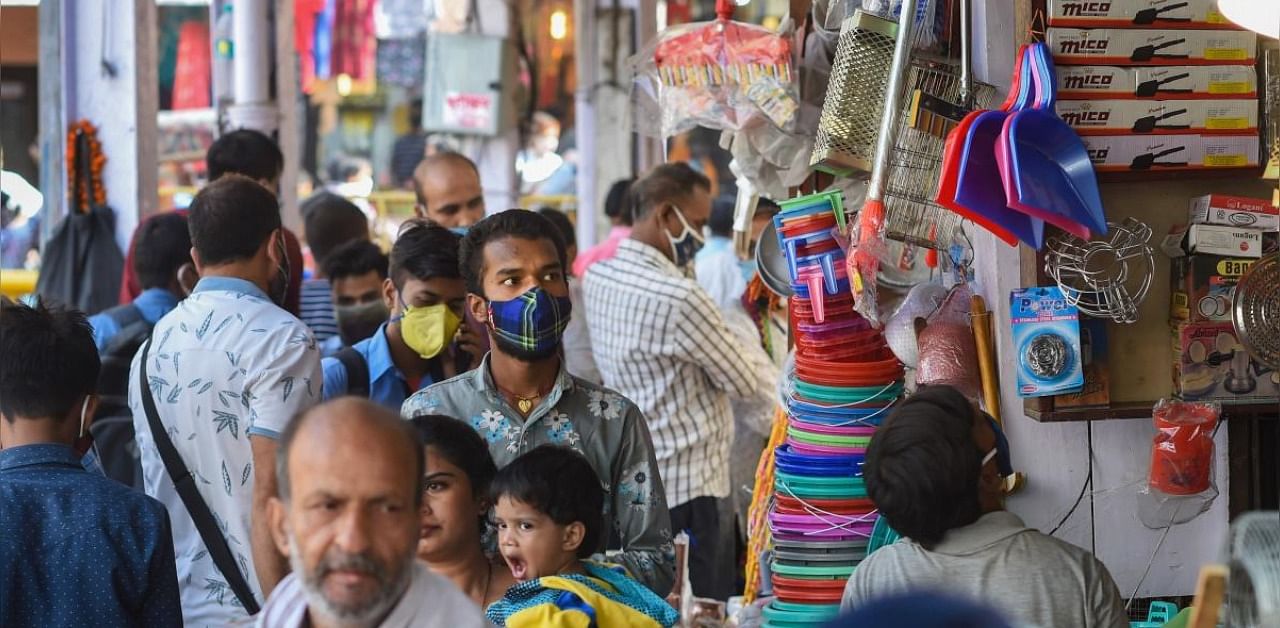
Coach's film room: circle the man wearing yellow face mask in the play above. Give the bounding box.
[320,222,483,409]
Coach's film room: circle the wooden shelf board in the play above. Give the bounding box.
[1025,399,1279,423]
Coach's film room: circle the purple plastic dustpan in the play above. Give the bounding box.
[1001,44,1106,238]
[953,47,1045,249]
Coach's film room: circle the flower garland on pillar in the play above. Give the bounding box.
[66,120,107,213]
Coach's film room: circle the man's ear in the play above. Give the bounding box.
[468,293,489,325]
[190,247,204,274]
[269,497,291,557]
[78,395,100,431]
[265,229,284,266]
[562,521,586,555]
[382,278,399,313]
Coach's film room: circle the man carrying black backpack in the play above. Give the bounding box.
[87,212,193,487]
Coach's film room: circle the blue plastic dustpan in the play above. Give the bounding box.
[1005,44,1107,237]
[953,47,1045,249]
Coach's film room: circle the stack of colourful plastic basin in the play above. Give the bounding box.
[763,191,904,627]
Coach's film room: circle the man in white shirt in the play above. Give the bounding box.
[583,162,767,601]
[130,175,323,626]
[841,385,1127,628]
[258,398,489,628]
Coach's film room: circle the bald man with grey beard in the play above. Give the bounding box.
[257,398,491,628]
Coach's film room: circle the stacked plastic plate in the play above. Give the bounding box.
[763,191,905,627]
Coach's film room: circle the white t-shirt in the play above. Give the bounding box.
[255,561,492,627]
[130,277,322,627]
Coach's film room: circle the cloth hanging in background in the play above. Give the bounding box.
[36,206,124,316]
[376,35,426,88]
[313,0,336,81]
[171,21,211,110]
[331,0,377,81]
[374,0,428,39]
[295,0,327,93]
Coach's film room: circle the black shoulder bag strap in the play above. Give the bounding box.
[335,346,371,398]
[139,338,262,614]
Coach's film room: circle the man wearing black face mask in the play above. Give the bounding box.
[402,209,675,597]
[583,162,767,602]
[321,239,390,352]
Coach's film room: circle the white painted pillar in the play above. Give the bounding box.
[471,0,520,214]
[42,0,158,252]
[226,0,276,134]
[574,0,600,251]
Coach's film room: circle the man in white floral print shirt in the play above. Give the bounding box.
[130,177,322,626]
[402,210,674,596]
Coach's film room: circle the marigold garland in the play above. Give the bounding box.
[66,120,107,213]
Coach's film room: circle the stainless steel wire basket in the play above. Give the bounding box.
[883,57,997,249]
[1233,253,1280,370]
[810,10,899,177]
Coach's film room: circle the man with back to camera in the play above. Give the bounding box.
[322,221,482,409]
[583,162,768,602]
[119,129,306,316]
[842,385,1127,628]
[257,398,488,627]
[402,209,675,596]
[319,239,390,355]
[298,192,371,345]
[1,298,181,627]
[130,175,323,625]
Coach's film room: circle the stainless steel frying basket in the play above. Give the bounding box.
[810,11,899,177]
[1233,253,1280,370]
[883,59,997,249]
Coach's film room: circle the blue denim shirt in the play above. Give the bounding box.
[0,444,182,627]
[88,287,179,353]
[321,322,436,411]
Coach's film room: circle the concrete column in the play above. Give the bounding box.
[574,0,599,251]
[41,0,158,252]
[474,0,520,214]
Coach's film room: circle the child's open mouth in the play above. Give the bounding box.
[505,555,530,581]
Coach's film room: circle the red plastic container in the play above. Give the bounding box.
[1148,401,1218,495]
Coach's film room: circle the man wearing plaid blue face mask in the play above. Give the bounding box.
[402,210,676,597]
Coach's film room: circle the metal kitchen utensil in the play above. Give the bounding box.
[851,0,921,326]
[1130,38,1188,62]
[1130,145,1188,170]
[811,10,900,177]
[1232,252,1280,369]
[1133,1,1190,25]
[1043,217,1155,324]
[882,0,997,250]
[1134,72,1191,98]
[1132,108,1190,133]
[757,219,795,298]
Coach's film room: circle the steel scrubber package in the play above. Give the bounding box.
[1048,0,1237,29]
[1011,287,1084,398]
[1047,28,1256,66]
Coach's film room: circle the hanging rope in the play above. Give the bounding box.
[743,406,789,604]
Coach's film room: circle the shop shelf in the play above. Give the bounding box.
[1024,400,1278,423]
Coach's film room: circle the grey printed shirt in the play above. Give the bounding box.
[401,354,676,596]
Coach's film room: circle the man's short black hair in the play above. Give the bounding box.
[206,129,284,184]
[133,212,193,290]
[389,220,462,291]
[460,209,567,297]
[708,198,736,238]
[865,385,984,549]
[301,192,369,266]
[630,162,711,221]
[410,414,498,499]
[322,239,388,282]
[537,207,576,251]
[188,174,283,267]
[604,178,635,226]
[0,298,101,422]
[490,445,604,559]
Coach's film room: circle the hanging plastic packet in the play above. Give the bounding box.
[1010,286,1084,398]
[917,284,982,399]
[884,282,948,368]
[1138,399,1220,528]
